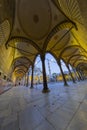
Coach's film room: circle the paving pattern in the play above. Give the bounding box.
[0,81,87,130]
[0,86,12,95]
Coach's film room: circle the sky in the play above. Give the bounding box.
[35,53,69,75]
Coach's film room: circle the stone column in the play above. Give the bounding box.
[79,71,84,80]
[26,72,29,87]
[30,64,34,88]
[26,71,29,87]
[81,71,86,79]
[24,74,26,86]
[40,55,50,93]
[67,65,76,83]
[76,69,82,80]
[71,67,80,81]
[79,70,85,80]
[58,60,68,86]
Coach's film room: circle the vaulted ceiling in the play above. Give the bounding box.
[0,0,87,81]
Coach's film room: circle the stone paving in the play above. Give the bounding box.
[0,86,12,95]
[0,81,87,130]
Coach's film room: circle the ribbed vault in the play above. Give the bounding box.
[0,0,87,82]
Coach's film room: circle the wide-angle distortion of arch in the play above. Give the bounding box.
[0,0,87,92]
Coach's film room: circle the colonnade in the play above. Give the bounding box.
[24,54,86,93]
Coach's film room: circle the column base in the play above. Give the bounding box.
[78,79,80,82]
[30,86,33,89]
[73,80,76,83]
[64,83,69,87]
[42,88,50,93]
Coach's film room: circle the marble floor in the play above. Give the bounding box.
[0,81,87,130]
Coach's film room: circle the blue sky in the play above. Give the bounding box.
[35,53,68,75]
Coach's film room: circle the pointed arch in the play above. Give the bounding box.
[7,36,42,53]
[67,54,87,64]
[59,45,87,58]
[43,21,76,52]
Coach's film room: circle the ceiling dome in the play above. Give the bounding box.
[18,0,52,40]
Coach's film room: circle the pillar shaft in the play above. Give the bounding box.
[67,65,76,83]
[79,71,85,80]
[82,71,86,79]
[30,65,34,88]
[26,73,29,87]
[76,69,82,80]
[58,60,68,86]
[40,55,50,93]
[24,75,26,86]
[72,67,80,81]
